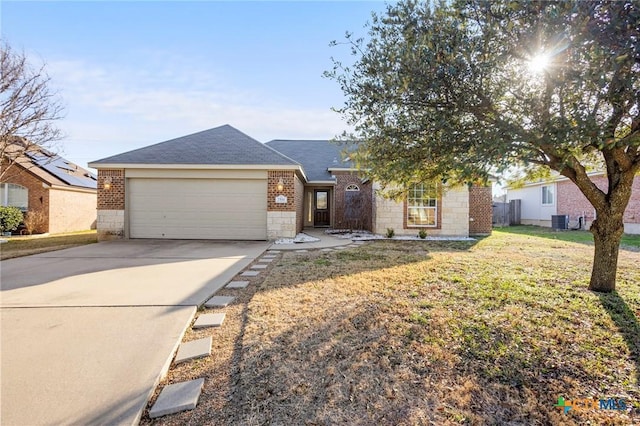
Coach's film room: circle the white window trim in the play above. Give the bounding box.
[0,183,29,211]
[345,184,360,192]
[407,183,438,227]
[542,185,554,206]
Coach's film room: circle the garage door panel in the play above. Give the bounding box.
[128,178,267,240]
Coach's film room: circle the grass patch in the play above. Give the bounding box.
[0,230,97,260]
[501,224,640,250]
[145,232,639,425]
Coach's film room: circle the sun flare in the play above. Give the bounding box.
[527,53,550,74]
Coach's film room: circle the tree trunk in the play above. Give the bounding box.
[589,213,624,293]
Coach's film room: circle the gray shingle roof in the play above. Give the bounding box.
[91,125,299,166]
[265,140,356,182]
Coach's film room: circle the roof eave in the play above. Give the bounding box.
[88,163,302,170]
[305,180,336,185]
[327,167,360,172]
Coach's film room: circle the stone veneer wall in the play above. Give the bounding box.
[48,188,96,234]
[97,169,125,239]
[468,184,493,235]
[267,170,297,239]
[373,184,470,236]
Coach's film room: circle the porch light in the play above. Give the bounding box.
[276,178,284,192]
[103,177,112,190]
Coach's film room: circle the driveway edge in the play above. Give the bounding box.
[134,306,197,425]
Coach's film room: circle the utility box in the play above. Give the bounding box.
[551,214,569,230]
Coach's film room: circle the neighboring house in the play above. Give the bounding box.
[506,172,640,235]
[89,124,492,241]
[1,146,97,234]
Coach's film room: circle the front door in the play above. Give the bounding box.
[314,190,330,227]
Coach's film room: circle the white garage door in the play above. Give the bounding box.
[128,178,267,240]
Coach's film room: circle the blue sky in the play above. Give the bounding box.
[2,1,389,169]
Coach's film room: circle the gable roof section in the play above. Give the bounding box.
[265,140,356,182]
[23,151,97,189]
[90,125,299,167]
[3,139,97,190]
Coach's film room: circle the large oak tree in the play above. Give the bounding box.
[327,0,640,292]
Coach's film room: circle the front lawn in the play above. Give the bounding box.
[500,224,640,250]
[0,230,97,260]
[144,229,639,425]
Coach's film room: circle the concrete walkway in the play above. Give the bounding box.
[0,239,268,426]
[268,228,352,250]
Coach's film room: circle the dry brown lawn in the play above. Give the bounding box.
[142,230,639,425]
[0,231,97,260]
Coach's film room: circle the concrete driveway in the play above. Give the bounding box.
[0,239,269,425]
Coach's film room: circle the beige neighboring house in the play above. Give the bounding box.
[89,125,492,241]
[1,145,97,234]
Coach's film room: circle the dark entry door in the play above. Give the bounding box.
[314,190,330,227]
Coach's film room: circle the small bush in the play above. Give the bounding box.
[23,209,47,234]
[0,206,24,233]
[386,228,395,238]
[418,229,428,239]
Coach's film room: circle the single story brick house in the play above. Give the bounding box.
[1,146,97,234]
[89,125,492,240]
[506,172,640,234]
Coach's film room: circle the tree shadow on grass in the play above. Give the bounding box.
[597,291,640,386]
[210,241,636,424]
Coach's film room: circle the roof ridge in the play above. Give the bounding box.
[90,124,299,166]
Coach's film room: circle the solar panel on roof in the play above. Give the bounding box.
[24,151,97,189]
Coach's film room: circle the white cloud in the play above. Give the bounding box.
[47,55,350,168]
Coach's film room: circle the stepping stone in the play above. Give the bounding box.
[267,250,281,254]
[258,258,274,263]
[174,337,212,364]
[262,254,277,259]
[226,281,249,289]
[204,295,235,308]
[335,246,348,250]
[320,248,333,252]
[354,241,366,245]
[149,378,205,418]
[241,271,260,277]
[295,249,308,253]
[193,313,225,329]
[251,264,268,269]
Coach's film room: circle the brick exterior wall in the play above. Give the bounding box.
[1,162,51,233]
[468,184,493,235]
[333,171,372,231]
[295,175,304,233]
[557,175,640,228]
[267,170,296,212]
[97,169,125,210]
[267,170,299,239]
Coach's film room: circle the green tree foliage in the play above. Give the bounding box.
[0,206,24,233]
[327,0,640,292]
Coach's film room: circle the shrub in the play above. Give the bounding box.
[386,228,395,238]
[23,209,47,234]
[0,206,24,233]
[418,229,427,239]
